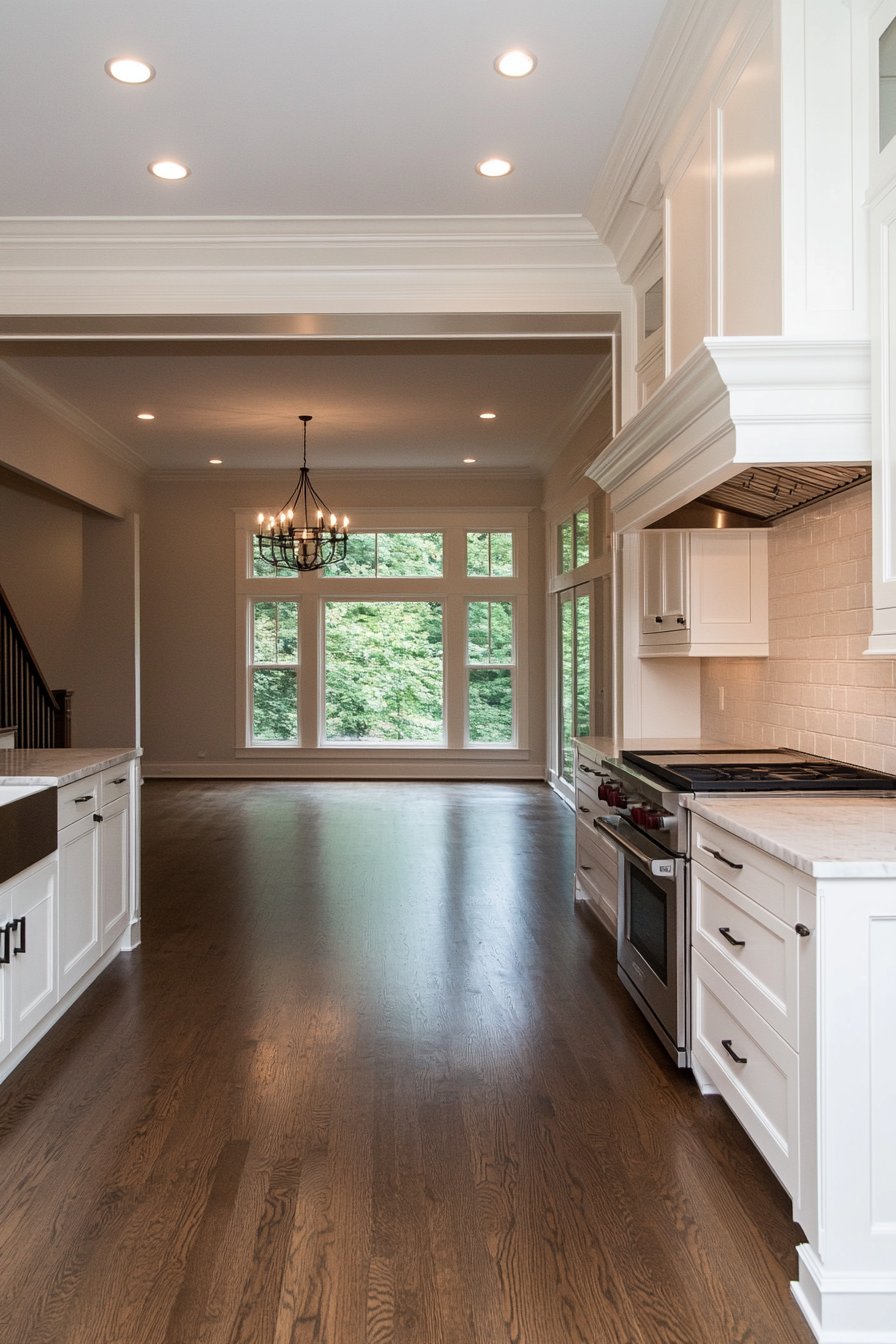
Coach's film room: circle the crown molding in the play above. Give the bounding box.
[151,466,542,483]
[0,214,628,318]
[540,354,614,471]
[0,357,147,476]
[585,0,757,280]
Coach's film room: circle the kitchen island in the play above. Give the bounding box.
[684,793,896,1344]
[0,747,141,1085]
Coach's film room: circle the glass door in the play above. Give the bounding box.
[559,584,591,783]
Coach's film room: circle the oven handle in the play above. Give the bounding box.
[593,818,684,871]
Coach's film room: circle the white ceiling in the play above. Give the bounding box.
[2,339,611,472]
[1,1,662,473]
[2,0,666,217]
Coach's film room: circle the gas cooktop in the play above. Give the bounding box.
[619,748,896,793]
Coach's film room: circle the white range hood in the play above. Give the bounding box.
[589,337,871,531]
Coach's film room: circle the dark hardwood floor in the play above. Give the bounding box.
[0,781,814,1344]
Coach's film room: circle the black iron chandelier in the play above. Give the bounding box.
[256,415,349,573]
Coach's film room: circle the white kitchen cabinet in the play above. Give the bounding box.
[0,855,58,1065]
[687,799,896,1341]
[58,809,101,998]
[99,767,131,952]
[639,529,768,657]
[573,748,618,933]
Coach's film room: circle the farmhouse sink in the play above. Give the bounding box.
[0,785,57,885]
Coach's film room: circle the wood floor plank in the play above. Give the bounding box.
[0,781,816,1344]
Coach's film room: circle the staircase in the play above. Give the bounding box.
[0,581,71,749]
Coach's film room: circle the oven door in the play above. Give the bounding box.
[594,816,688,1066]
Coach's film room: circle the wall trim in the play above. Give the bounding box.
[0,215,628,317]
[144,759,548,781]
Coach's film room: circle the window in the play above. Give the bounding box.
[559,588,590,782]
[325,601,444,742]
[325,532,442,577]
[466,531,513,576]
[238,510,528,756]
[558,507,590,574]
[251,601,298,742]
[467,600,514,743]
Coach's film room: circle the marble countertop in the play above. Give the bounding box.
[0,748,141,787]
[685,794,896,877]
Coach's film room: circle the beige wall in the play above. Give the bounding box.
[140,471,545,774]
[0,467,141,747]
[701,483,896,771]
[0,376,142,518]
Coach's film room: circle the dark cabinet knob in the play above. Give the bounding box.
[795,923,812,937]
[93,813,104,823]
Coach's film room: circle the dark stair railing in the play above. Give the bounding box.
[0,580,72,749]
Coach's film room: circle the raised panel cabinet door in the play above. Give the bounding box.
[58,812,101,999]
[100,793,130,952]
[9,858,57,1050]
[661,531,688,624]
[641,531,666,632]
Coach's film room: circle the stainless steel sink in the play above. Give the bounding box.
[0,785,57,885]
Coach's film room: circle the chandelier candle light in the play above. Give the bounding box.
[256,416,349,573]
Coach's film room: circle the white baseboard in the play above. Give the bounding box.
[143,759,548,781]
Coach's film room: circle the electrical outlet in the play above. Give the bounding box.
[718,686,725,711]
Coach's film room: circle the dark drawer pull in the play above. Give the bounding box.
[112,776,127,785]
[654,615,662,623]
[0,922,12,966]
[719,926,745,947]
[93,813,104,823]
[578,805,590,813]
[706,848,743,870]
[580,865,592,871]
[12,916,25,956]
[721,1039,747,1064]
[795,923,811,937]
[74,795,94,804]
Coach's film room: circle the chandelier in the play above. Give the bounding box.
[256,415,349,573]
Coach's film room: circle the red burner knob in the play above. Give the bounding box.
[630,805,646,826]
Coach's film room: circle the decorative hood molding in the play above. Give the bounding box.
[588,337,871,531]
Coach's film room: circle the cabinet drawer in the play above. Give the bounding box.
[57,775,100,831]
[101,764,131,807]
[575,827,618,930]
[690,814,792,921]
[692,862,798,1047]
[691,949,798,1196]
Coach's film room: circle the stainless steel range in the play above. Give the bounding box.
[591,748,896,1067]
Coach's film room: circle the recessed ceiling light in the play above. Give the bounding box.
[476,158,513,178]
[209,459,222,465]
[149,160,190,180]
[479,412,497,419]
[136,412,155,420]
[495,50,536,78]
[105,57,155,84]
[464,458,476,463]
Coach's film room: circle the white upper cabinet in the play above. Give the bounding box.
[640,530,768,657]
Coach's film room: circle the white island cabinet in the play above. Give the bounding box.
[0,748,140,1086]
[685,795,896,1344]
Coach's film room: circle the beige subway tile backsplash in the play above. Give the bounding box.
[701,483,896,773]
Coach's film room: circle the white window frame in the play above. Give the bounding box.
[465,597,517,747]
[247,596,301,745]
[234,507,530,760]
